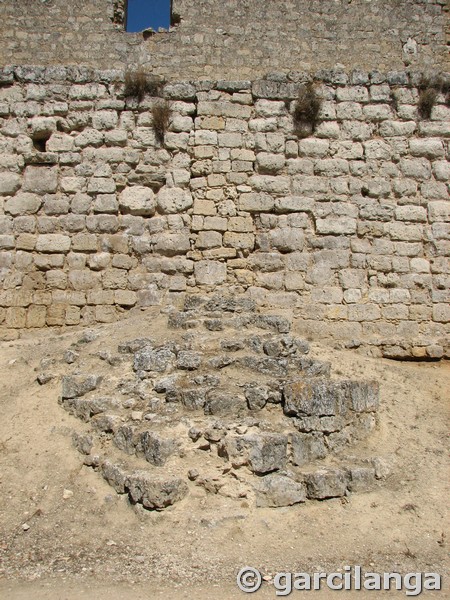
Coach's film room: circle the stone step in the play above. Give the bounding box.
[101,459,189,510]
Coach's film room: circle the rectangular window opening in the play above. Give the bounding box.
[125,0,172,33]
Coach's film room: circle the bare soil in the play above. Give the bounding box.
[0,309,448,599]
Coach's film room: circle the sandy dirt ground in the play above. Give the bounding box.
[0,309,448,599]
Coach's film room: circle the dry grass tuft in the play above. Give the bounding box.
[293,83,322,138]
[417,73,450,119]
[418,87,438,119]
[152,100,171,144]
[124,69,162,102]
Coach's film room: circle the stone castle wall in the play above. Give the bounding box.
[0,1,448,77]
[0,66,448,358]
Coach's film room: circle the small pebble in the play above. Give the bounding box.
[63,489,73,500]
[63,350,78,364]
[188,468,199,481]
[123,398,137,409]
[37,373,53,385]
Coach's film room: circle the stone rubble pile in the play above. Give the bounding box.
[50,296,385,510]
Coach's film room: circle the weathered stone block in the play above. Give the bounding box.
[68,270,101,291]
[409,138,444,159]
[5,193,41,216]
[291,432,327,466]
[74,128,104,148]
[195,129,218,145]
[28,116,57,139]
[388,223,423,242]
[154,233,190,256]
[87,178,116,194]
[245,433,287,474]
[176,350,202,370]
[36,234,71,253]
[61,374,102,399]
[26,305,47,328]
[400,158,431,180]
[0,235,14,249]
[239,192,275,212]
[284,380,346,417]
[114,290,137,306]
[197,101,252,119]
[256,152,285,174]
[345,381,379,412]
[0,172,21,196]
[248,175,290,195]
[119,186,155,216]
[23,166,58,194]
[194,260,227,285]
[223,232,255,250]
[92,110,118,130]
[46,133,74,153]
[432,161,450,182]
[5,307,26,328]
[141,431,178,466]
[337,86,369,102]
[204,390,247,416]
[88,290,114,305]
[218,132,242,148]
[305,468,348,499]
[395,206,427,223]
[244,385,269,410]
[347,466,377,492]
[363,104,392,121]
[196,230,222,249]
[348,304,381,321]
[201,216,227,231]
[433,304,450,323]
[255,474,306,507]
[428,201,450,223]
[157,187,193,214]
[316,217,357,235]
[133,346,175,372]
[100,461,128,494]
[254,99,286,117]
[336,102,363,120]
[43,196,69,215]
[270,228,304,252]
[72,233,97,252]
[126,471,188,509]
[379,120,416,137]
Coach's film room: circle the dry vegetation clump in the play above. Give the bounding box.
[124,68,162,101]
[293,83,322,138]
[417,74,450,119]
[152,100,171,144]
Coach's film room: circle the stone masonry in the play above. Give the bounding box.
[0,0,448,76]
[0,66,448,358]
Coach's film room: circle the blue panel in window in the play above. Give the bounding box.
[126,0,171,33]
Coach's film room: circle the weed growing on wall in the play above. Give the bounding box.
[417,74,450,119]
[124,68,162,101]
[293,83,322,138]
[152,100,171,144]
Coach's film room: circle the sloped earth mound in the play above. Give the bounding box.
[52,296,384,511]
[0,300,448,597]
